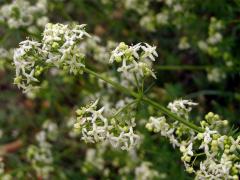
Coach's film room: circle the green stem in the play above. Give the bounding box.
[133,72,140,93]
[156,65,240,72]
[111,100,138,119]
[84,68,203,133]
[156,65,210,71]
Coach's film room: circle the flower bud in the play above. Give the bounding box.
[180,145,186,153]
[186,167,193,173]
[14,76,22,84]
[119,42,128,50]
[197,133,203,140]
[184,156,191,162]
[222,120,228,126]
[145,123,153,131]
[52,42,59,49]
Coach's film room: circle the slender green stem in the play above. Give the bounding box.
[111,100,138,119]
[84,68,203,133]
[141,97,203,132]
[141,76,145,94]
[133,72,140,93]
[84,68,138,97]
[156,65,210,71]
[144,82,155,94]
[156,65,240,72]
[192,153,205,166]
[185,90,236,99]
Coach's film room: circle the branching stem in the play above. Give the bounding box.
[84,67,204,133]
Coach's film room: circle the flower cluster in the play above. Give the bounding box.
[26,120,58,179]
[146,99,240,179]
[194,118,239,179]
[73,99,140,151]
[167,99,198,119]
[0,48,11,60]
[207,17,223,45]
[101,0,236,69]
[135,162,159,180]
[83,148,105,173]
[13,23,90,93]
[198,17,224,56]
[13,40,43,93]
[42,23,90,74]
[2,0,240,179]
[178,36,190,50]
[146,116,180,147]
[0,0,48,31]
[101,0,150,15]
[124,0,150,15]
[106,0,236,68]
[139,0,184,31]
[0,48,13,70]
[109,42,158,79]
[207,68,226,83]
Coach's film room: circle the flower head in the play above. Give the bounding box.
[110,42,158,79]
[74,100,140,151]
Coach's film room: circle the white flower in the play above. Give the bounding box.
[198,40,209,52]
[141,43,158,61]
[207,68,226,83]
[135,162,159,180]
[37,16,49,27]
[146,116,180,147]
[27,144,53,179]
[75,100,110,142]
[167,99,198,118]
[124,0,149,14]
[75,100,140,151]
[173,4,183,12]
[207,32,222,45]
[180,142,193,156]
[146,116,167,133]
[14,23,90,93]
[140,15,156,31]
[120,127,140,151]
[84,148,105,171]
[178,37,190,50]
[156,12,169,25]
[0,0,48,30]
[42,23,90,73]
[110,42,158,79]
[199,127,217,154]
[13,39,43,92]
[196,152,236,179]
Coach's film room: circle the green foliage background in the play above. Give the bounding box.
[0,0,240,179]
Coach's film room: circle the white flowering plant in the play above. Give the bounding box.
[0,1,240,180]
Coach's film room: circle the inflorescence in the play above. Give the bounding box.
[13,23,240,179]
[13,23,90,93]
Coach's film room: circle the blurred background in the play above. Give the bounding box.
[0,0,240,179]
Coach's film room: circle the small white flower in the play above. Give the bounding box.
[207,68,226,83]
[178,37,190,50]
[168,99,198,118]
[75,100,140,151]
[14,23,90,93]
[156,12,169,25]
[110,42,158,79]
[141,43,158,61]
[198,40,209,52]
[0,0,48,30]
[135,162,159,180]
[207,32,222,45]
[199,127,217,154]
